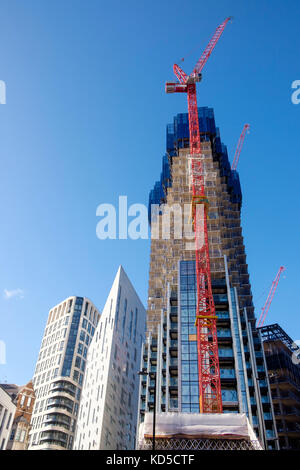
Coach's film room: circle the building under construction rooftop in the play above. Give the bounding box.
[136,108,279,450]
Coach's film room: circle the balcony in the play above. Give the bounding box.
[261,396,270,404]
[44,413,71,430]
[47,397,74,414]
[252,415,258,426]
[211,279,227,288]
[272,390,300,404]
[169,398,178,409]
[216,311,230,320]
[259,379,268,388]
[276,425,300,437]
[169,377,178,387]
[218,348,234,359]
[39,430,68,448]
[266,429,276,439]
[43,420,70,431]
[274,407,300,419]
[255,351,264,359]
[213,294,228,305]
[269,375,300,391]
[50,381,76,398]
[220,368,236,379]
[217,329,232,339]
[221,389,238,403]
[169,358,178,368]
[253,337,261,346]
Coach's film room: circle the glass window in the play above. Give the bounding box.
[75,356,81,369]
[84,302,89,316]
[73,370,79,382]
[121,299,127,343]
[80,330,85,342]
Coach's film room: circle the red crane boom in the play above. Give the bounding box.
[231,123,250,171]
[257,266,285,328]
[166,17,231,413]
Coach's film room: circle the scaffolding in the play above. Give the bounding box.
[140,437,261,451]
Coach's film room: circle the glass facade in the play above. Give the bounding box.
[62,297,83,377]
[179,261,199,412]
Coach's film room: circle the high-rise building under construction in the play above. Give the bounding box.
[137,108,279,450]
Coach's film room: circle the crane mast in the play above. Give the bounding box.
[166,18,231,413]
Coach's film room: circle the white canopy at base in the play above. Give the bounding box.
[139,412,261,447]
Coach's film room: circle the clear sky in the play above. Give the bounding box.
[0,0,299,385]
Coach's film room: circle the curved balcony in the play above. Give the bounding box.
[43,421,71,432]
[49,390,77,402]
[43,406,74,419]
[47,396,74,414]
[39,430,68,448]
[44,413,71,431]
[50,380,76,398]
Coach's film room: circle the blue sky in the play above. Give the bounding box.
[0,0,299,385]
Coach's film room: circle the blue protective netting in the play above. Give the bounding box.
[148,107,242,224]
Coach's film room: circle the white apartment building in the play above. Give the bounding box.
[73,266,146,450]
[28,296,100,450]
[0,385,16,450]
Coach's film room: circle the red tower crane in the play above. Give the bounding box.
[231,124,250,171]
[166,17,231,413]
[257,266,286,328]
